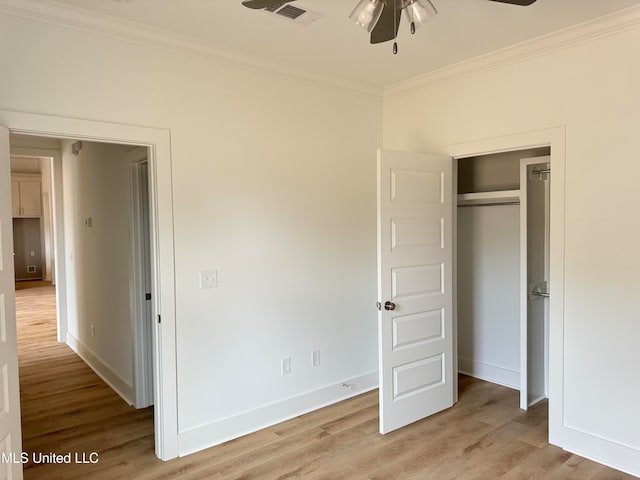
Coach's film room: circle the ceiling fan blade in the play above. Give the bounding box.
[487,0,537,5]
[241,0,294,10]
[370,4,402,44]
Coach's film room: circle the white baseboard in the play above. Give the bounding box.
[178,371,379,457]
[559,425,640,478]
[458,356,519,390]
[66,332,134,405]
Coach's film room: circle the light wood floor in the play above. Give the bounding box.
[16,283,635,479]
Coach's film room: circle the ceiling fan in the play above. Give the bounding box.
[242,0,538,53]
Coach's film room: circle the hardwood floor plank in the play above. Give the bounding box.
[15,283,636,480]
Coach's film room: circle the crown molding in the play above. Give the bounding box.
[385,4,640,99]
[0,0,383,101]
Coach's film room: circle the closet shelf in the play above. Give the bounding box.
[457,189,520,206]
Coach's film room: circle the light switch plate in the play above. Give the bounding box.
[199,269,218,289]
[281,357,291,375]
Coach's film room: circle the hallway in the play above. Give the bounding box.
[16,282,156,479]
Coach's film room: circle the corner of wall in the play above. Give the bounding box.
[66,332,134,405]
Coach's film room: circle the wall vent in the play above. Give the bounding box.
[262,4,324,26]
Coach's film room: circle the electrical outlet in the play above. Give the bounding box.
[312,350,320,367]
[281,357,291,375]
[199,269,218,289]
[91,325,95,337]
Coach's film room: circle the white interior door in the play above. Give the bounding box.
[377,149,454,434]
[130,156,154,409]
[0,126,24,479]
[519,156,550,409]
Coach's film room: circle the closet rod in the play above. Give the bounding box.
[457,201,520,208]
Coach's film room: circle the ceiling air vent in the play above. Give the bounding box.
[276,4,306,20]
[262,4,324,26]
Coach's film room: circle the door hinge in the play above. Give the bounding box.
[157,314,161,324]
[145,293,151,301]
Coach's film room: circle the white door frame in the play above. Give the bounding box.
[0,109,179,460]
[519,156,551,410]
[0,126,24,480]
[129,150,154,409]
[447,126,566,448]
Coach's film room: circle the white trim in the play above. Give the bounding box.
[2,1,639,100]
[519,156,551,410]
[41,191,51,282]
[10,172,40,180]
[178,371,379,457]
[128,151,154,409]
[458,357,519,390]
[451,159,458,405]
[0,0,381,100]
[385,5,640,98]
[457,189,520,205]
[66,332,134,406]
[447,125,566,448]
[561,430,640,478]
[0,109,178,461]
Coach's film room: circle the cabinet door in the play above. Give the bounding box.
[11,179,20,217]
[18,180,41,217]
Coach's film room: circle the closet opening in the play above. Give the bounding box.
[455,147,550,411]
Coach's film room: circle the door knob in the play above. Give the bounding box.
[384,301,396,311]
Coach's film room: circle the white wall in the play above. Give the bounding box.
[61,140,135,402]
[383,19,640,476]
[0,7,381,454]
[457,205,520,389]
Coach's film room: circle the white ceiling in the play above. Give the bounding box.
[45,0,640,87]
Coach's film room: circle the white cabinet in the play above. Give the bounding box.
[11,175,42,218]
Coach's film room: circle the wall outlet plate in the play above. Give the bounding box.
[199,269,218,289]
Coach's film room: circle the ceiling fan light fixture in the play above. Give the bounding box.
[349,0,384,33]
[405,0,437,31]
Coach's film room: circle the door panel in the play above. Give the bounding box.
[377,149,454,434]
[0,126,24,479]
